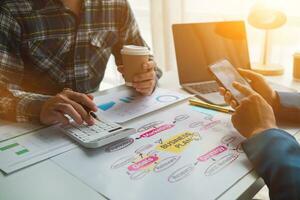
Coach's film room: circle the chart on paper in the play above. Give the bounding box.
[52,103,253,200]
[94,88,190,123]
[0,126,76,174]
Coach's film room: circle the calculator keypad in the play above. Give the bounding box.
[64,120,123,143]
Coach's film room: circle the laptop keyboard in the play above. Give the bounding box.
[190,82,219,94]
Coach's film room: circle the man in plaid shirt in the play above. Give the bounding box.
[0,0,162,125]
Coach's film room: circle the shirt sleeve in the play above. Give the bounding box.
[243,129,300,200]
[274,92,300,123]
[0,7,51,122]
[112,0,162,80]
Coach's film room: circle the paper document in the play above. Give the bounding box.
[52,103,253,200]
[94,88,190,123]
[0,126,76,174]
[0,120,43,142]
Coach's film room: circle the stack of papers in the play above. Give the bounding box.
[0,87,190,174]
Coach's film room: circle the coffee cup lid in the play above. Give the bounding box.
[121,45,150,56]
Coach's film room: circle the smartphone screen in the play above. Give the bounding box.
[209,59,250,103]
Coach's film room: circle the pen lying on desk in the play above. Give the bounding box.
[189,99,234,114]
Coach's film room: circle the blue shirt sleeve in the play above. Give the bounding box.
[242,129,300,200]
[276,92,300,123]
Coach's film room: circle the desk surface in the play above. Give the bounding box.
[0,72,299,200]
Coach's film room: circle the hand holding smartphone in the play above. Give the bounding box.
[209,59,251,104]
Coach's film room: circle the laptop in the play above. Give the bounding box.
[172,21,251,105]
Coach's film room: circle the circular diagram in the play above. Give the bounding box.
[156,95,179,103]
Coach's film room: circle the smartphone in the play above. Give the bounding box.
[208,59,250,103]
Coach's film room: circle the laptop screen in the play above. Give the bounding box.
[172,21,251,84]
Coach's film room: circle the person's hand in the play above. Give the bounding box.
[230,82,277,138]
[40,89,98,126]
[238,69,277,106]
[118,61,157,96]
[219,69,277,108]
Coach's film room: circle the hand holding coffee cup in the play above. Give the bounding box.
[118,45,157,96]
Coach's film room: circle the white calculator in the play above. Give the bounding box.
[61,118,136,148]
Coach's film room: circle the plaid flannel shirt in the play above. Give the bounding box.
[0,0,162,122]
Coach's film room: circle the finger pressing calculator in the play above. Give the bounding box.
[61,118,136,148]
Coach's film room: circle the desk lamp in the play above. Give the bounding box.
[248,1,287,75]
